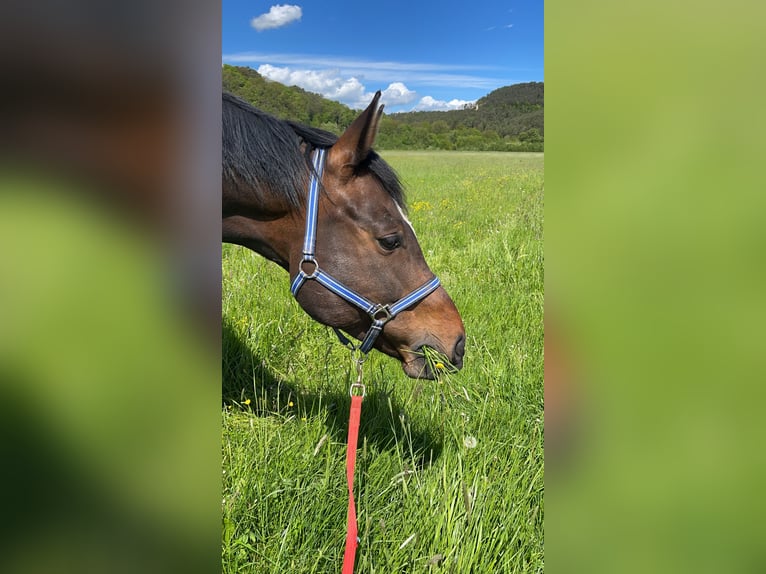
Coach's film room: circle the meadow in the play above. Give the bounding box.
[222,151,544,573]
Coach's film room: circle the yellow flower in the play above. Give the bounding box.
[435,362,445,370]
[288,401,294,407]
[243,398,251,406]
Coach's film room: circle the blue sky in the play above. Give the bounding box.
[222,1,543,113]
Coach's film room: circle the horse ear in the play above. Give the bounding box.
[328,91,384,177]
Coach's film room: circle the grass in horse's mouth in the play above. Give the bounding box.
[420,346,459,377]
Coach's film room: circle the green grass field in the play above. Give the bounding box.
[222,151,544,573]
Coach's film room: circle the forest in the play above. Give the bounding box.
[223,65,543,152]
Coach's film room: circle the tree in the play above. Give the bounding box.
[519,128,543,143]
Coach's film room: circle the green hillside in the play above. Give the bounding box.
[223,64,543,151]
[385,82,544,137]
[222,65,357,134]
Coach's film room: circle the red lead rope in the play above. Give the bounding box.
[341,393,364,573]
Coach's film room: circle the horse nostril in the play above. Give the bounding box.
[452,334,466,368]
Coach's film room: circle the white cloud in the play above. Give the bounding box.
[255,63,480,112]
[381,82,418,107]
[257,65,337,92]
[413,96,476,111]
[258,64,418,110]
[333,77,367,103]
[257,64,367,106]
[251,5,302,32]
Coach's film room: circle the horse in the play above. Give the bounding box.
[222,91,465,379]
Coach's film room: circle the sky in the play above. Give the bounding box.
[222,1,543,113]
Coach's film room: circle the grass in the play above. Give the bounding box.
[222,151,544,573]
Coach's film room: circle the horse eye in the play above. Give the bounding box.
[377,235,402,251]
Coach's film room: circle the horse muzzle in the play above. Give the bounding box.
[398,333,466,380]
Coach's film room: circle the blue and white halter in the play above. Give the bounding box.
[290,148,441,354]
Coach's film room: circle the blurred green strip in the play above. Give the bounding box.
[547,1,766,572]
[0,176,219,573]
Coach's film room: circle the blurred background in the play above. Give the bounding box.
[0,1,221,572]
[546,0,766,572]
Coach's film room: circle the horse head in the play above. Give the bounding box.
[222,92,465,379]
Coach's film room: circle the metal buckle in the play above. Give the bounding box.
[349,352,366,397]
[370,304,392,323]
[349,382,366,397]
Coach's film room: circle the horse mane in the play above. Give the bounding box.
[222,92,406,212]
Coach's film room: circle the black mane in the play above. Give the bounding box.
[222,92,406,211]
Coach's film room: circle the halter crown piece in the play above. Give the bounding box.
[290,148,441,354]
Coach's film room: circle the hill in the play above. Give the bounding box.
[222,65,543,151]
[377,82,543,150]
[388,82,543,134]
[222,65,357,134]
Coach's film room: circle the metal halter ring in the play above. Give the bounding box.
[298,257,319,279]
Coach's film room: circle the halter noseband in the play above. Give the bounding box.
[290,148,441,354]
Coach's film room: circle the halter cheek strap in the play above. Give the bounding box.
[290,148,441,354]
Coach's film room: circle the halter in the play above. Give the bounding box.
[290,147,441,354]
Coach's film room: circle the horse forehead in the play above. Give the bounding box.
[333,174,416,235]
[354,192,416,237]
[395,202,417,237]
